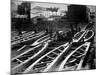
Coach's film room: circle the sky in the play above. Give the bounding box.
[31,2,68,11]
[31,2,68,18]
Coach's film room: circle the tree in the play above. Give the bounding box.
[67,5,89,34]
[18,2,31,19]
[16,2,31,34]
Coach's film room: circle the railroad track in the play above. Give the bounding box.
[11,31,46,46]
[23,42,70,73]
[11,29,95,74]
[73,30,94,43]
[11,40,50,74]
[58,42,91,71]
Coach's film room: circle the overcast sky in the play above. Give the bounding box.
[30,2,68,17]
[31,2,68,11]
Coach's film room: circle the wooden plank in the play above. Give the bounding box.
[52,52,59,55]
[16,58,23,63]
[47,56,55,60]
[57,49,62,52]
[79,48,85,52]
[75,51,83,55]
[17,45,26,51]
[72,55,77,58]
